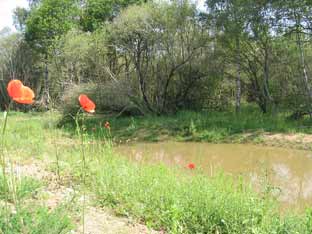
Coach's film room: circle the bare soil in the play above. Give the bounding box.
[13,159,162,234]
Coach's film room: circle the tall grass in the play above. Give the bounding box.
[0,206,72,234]
[0,112,73,233]
[2,111,312,233]
[0,175,41,202]
[61,107,312,147]
[73,143,312,234]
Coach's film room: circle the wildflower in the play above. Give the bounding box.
[7,80,22,99]
[187,163,196,169]
[7,79,35,104]
[79,94,95,113]
[104,121,110,130]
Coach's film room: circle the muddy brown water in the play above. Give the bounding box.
[116,142,312,212]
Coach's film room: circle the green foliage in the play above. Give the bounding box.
[2,0,312,115]
[25,0,79,53]
[64,107,312,148]
[13,7,29,31]
[81,0,146,31]
[0,206,72,234]
[106,1,216,113]
[0,175,41,202]
[49,29,98,99]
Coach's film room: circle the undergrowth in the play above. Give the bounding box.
[0,175,41,202]
[61,107,312,148]
[0,206,72,234]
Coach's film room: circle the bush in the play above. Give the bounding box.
[59,81,144,122]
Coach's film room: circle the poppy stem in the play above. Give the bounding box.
[51,111,61,184]
[74,108,86,234]
[2,101,11,134]
[0,100,12,231]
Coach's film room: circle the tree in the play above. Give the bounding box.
[273,0,312,114]
[13,7,29,32]
[25,0,79,107]
[108,1,211,113]
[240,0,276,113]
[80,0,147,32]
[0,33,40,110]
[206,0,252,113]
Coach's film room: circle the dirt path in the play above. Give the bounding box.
[13,159,161,234]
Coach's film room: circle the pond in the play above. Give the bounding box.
[117,142,312,211]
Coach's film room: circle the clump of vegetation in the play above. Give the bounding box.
[0,175,41,202]
[61,107,312,149]
[0,206,72,234]
[60,82,141,122]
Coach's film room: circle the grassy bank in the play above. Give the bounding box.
[62,107,312,150]
[0,112,73,233]
[1,111,312,233]
[88,148,312,233]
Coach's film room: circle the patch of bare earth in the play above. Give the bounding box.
[75,207,162,234]
[238,131,312,149]
[13,159,162,234]
[13,159,75,209]
[263,133,312,145]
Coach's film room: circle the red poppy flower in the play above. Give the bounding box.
[79,94,95,113]
[187,163,196,169]
[7,80,22,99]
[104,121,110,130]
[7,80,35,104]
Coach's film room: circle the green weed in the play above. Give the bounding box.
[61,107,312,148]
[0,175,41,202]
[0,206,72,234]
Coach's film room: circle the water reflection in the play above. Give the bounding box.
[116,142,312,211]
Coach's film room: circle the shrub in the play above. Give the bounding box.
[59,81,143,122]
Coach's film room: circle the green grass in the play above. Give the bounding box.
[0,206,72,234]
[0,173,72,234]
[0,175,41,202]
[2,111,312,233]
[61,107,312,149]
[0,111,73,233]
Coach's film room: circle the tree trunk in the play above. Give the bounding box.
[295,14,312,103]
[43,54,50,109]
[134,40,154,113]
[263,43,274,113]
[125,55,130,80]
[235,37,241,113]
[297,32,312,98]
